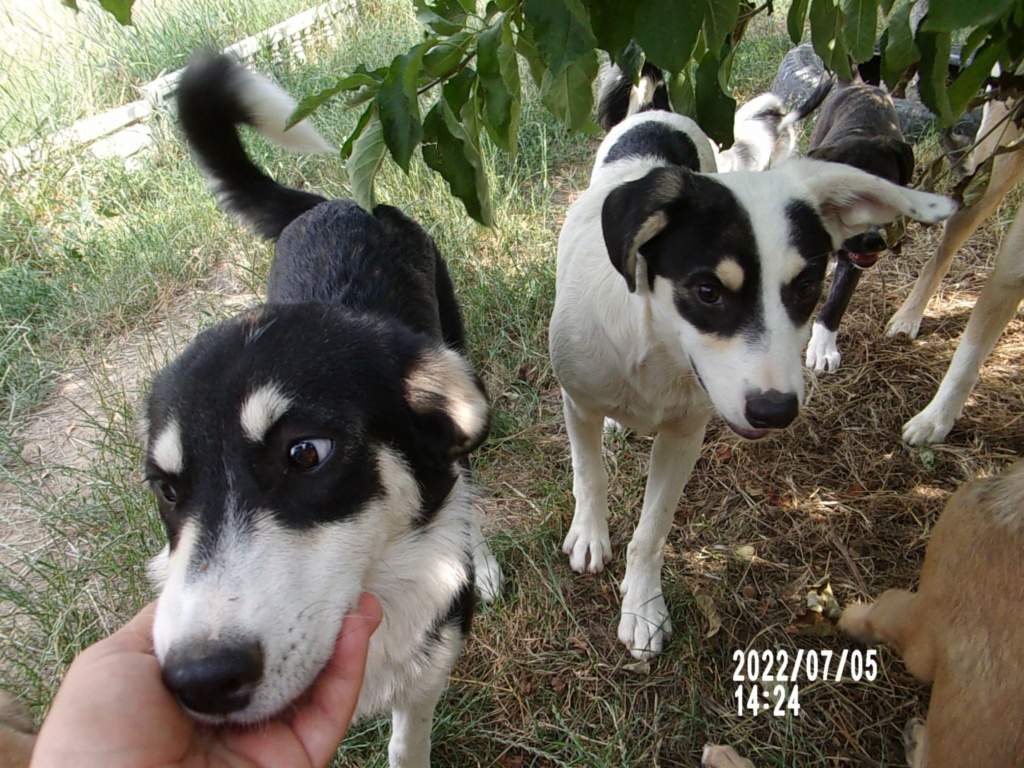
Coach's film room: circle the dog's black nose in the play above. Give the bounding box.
[162,640,264,716]
[745,390,799,430]
[842,226,887,255]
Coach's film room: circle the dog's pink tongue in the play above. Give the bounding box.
[848,252,879,268]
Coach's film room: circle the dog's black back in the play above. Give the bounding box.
[269,201,467,351]
[808,80,914,187]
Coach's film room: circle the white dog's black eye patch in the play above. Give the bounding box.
[144,303,478,542]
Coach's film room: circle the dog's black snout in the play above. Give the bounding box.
[162,640,264,716]
[745,390,799,430]
[843,226,887,255]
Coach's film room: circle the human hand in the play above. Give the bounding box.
[30,592,382,768]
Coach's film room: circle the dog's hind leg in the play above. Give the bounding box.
[618,419,707,659]
[903,718,928,768]
[902,205,1024,444]
[840,589,936,682]
[887,104,1024,339]
[562,393,613,574]
[806,252,863,372]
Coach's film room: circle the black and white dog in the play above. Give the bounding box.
[145,52,501,767]
[801,72,916,372]
[597,61,832,172]
[550,109,956,660]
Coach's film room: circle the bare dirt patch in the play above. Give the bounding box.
[0,259,257,568]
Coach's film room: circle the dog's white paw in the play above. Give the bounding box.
[886,310,924,339]
[562,515,612,574]
[617,574,671,660]
[902,402,960,445]
[473,545,503,604]
[805,324,841,372]
[602,417,628,436]
[903,717,927,768]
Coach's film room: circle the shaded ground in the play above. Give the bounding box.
[1,159,1021,766]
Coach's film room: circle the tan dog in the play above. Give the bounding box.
[887,98,1024,446]
[0,691,36,768]
[840,459,1024,767]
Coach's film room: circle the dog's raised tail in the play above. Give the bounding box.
[176,50,334,240]
[596,60,670,131]
[778,72,834,133]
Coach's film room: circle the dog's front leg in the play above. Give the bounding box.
[619,421,706,660]
[470,512,503,603]
[388,682,445,768]
[806,252,862,373]
[562,392,613,574]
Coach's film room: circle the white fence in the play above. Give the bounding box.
[0,0,356,176]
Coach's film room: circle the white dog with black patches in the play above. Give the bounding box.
[550,111,957,659]
[145,51,501,768]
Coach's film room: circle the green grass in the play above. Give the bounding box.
[0,0,323,151]
[4,3,1016,768]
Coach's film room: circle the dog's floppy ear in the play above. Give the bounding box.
[890,139,915,187]
[795,158,956,245]
[405,345,490,462]
[602,167,692,292]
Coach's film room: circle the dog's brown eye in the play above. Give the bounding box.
[156,481,177,504]
[695,283,722,305]
[795,278,819,301]
[288,438,334,472]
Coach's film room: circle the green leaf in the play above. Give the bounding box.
[704,0,740,52]
[841,0,879,62]
[376,43,429,172]
[788,0,810,43]
[810,0,853,79]
[99,0,133,25]
[477,14,522,154]
[957,154,995,208]
[60,0,80,11]
[288,71,383,128]
[514,25,548,87]
[540,50,600,131]
[615,40,645,83]
[947,38,1006,116]
[347,111,387,212]
[443,67,476,115]
[878,0,894,16]
[423,31,472,78]
[916,31,954,125]
[581,0,637,61]
[695,50,736,147]
[340,104,375,161]
[880,0,919,88]
[521,0,597,78]
[960,21,996,63]
[422,97,494,225]
[668,68,697,118]
[921,0,1014,32]
[412,0,470,35]
[634,0,704,71]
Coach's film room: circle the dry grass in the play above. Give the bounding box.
[1,5,1022,766]
[428,183,1024,767]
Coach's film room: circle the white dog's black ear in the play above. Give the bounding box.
[405,345,490,461]
[602,167,692,292]
[795,158,956,245]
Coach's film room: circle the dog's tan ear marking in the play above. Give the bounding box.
[405,346,490,460]
[797,158,957,245]
[602,167,690,292]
